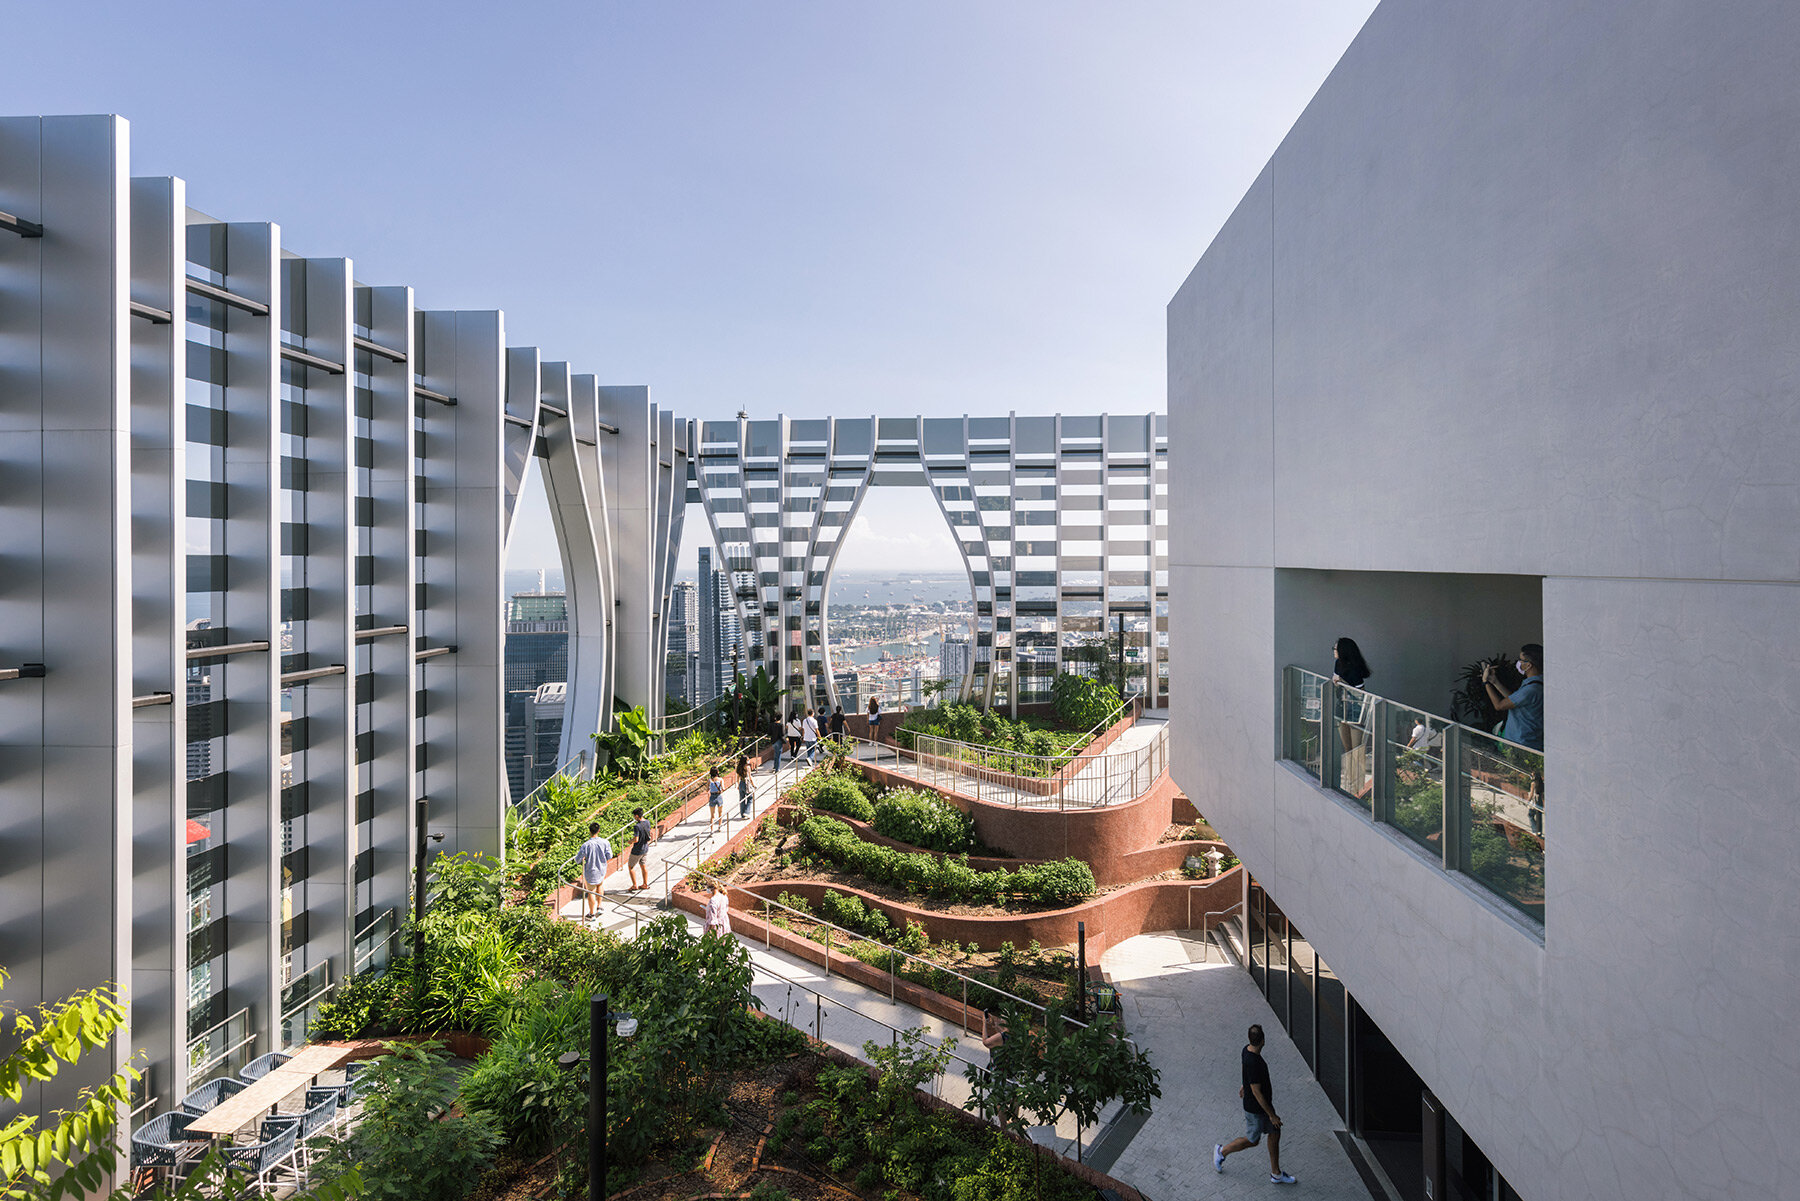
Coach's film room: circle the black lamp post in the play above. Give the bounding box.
[558,994,636,1201]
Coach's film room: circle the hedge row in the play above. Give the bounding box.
[796,815,1095,907]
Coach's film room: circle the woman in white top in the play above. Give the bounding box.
[802,708,821,763]
[785,714,803,758]
[703,882,732,937]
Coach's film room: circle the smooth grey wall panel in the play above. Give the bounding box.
[129,171,187,1112]
[0,111,133,1135]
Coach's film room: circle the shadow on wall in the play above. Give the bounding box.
[1274,569,1542,717]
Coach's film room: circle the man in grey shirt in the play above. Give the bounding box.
[571,822,614,922]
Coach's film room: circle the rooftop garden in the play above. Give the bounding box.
[892,674,1125,777]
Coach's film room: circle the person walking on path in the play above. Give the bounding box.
[706,765,724,832]
[1214,1024,1296,1185]
[736,753,753,817]
[626,807,654,890]
[703,881,732,938]
[767,712,784,775]
[570,822,614,922]
[786,712,803,760]
[829,705,846,742]
[802,708,821,765]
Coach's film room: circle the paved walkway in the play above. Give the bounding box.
[848,708,1170,810]
[1101,933,1370,1201]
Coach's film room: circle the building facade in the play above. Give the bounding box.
[691,415,1169,717]
[0,114,686,1130]
[503,591,569,798]
[1167,4,1800,1199]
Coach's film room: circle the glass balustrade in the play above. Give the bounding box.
[1282,666,1544,926]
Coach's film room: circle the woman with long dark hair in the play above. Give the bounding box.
[1332,637,1371,689]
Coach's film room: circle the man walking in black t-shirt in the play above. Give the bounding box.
[1214,1024,1296,1184]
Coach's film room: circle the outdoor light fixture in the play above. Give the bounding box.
[557,994,637,1201]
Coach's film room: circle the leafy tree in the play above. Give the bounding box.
[965,1002,1159,1137]
[592,705,653,778]
[1,968,136,1201]
[312,1041,500,1201]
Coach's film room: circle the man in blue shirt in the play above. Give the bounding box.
[1483,643,1544,750]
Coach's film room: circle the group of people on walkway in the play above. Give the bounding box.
[565,804,660,921]
[765,705,849,771]
[1333,635,1544,752]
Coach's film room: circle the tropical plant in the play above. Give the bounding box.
[1,968,137,1201]
[1450,654,1519,732]
[593,705,654,777]
[742,665,782,730]
[458,983,589,1152]
[1051,671,1121,732]
[428,851,505,918]
[312,1042,501,1201]
[963,1001,1160,1137]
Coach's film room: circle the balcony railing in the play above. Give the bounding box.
[1282,666,1545,926]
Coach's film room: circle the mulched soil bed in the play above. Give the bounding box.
[467,1055,920,1201]
[714,820,1128,919]
[1155,819,1221,844]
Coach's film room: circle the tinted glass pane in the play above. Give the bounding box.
[1264,900,1288,1029]
[1316,953,1349,1121]
[1248,882,1266,990]
[1289,927,1315,1069]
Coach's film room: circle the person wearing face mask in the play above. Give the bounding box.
[1482,643,1544,751]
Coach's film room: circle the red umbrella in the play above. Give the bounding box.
[186,819,211,845]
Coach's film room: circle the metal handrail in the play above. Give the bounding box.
[1187,896,1245,962]
[681,853,1138,1052]
[186,1006,254,1080]
[1289,666,1543,758]
[896,690,1141,770]
[849,718,1168,811]
[509,750,591,827]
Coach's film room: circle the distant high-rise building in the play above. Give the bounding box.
[697,546,746,704]
[505,591,569,797]
[939,635,972,694]
[667,581,698,708]
[832,669,861,713]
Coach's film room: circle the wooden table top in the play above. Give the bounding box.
[185,1045,354,1138]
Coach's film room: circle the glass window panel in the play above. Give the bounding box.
[1316,953,1349,1121]
[1289,926,1315,1069]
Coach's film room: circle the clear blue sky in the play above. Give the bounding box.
[3,0,1376,572]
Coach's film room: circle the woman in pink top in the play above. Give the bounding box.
[703,881,732,937]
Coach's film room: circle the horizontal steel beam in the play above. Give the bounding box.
[280,345,345,376]
[132,692,175,708]
[0,209,43,238]
[280,664,348,685]
[414,645,457,661]
[130,300,173,324]
[186,640,271,661]
[185,276,270,317]
[414,385,456,406]
[355,625,409,642]
[353,334,406,363]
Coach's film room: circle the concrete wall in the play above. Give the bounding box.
[1168,3,1800,1199]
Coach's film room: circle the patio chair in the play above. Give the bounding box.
[324,1061,366,1132]
[178,1074,248,1115]
[239,1051,293,1083]
[130,1110,200,1180]
[223,1115,300,1196]
[294,1088,340,1167]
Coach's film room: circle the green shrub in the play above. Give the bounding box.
[1050,671,1121,732]
[459,983,588,1151]
[313,1041,501,1201]
[811,775,876,821]
[795,816,1093,907]
[872,789,976,854]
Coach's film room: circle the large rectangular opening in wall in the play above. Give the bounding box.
[1274,568,1542,721]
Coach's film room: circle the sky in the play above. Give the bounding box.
[3,0,1378,574]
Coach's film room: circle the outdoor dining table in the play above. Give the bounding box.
[184,1045,354,1143]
